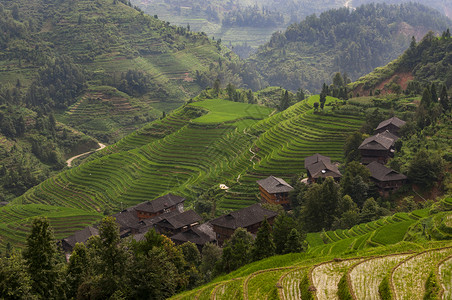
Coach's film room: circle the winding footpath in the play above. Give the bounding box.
[66,143,106,167]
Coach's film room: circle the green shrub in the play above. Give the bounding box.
[379,275,392,300]
[337,274,353,300]
[299,273,314,300]
[423,271,440,300]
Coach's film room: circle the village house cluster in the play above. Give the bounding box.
[62,117,408,255]
[257,116,408,203]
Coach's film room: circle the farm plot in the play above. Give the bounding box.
[311,259,363,300]
[244,268,292,300]
[392,247,452,300]
[211,278,244,300]
[310,258,363,300]
[279,267,306,300]
[439,256,452,299]
[348,253,412,299]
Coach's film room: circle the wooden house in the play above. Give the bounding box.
[257,176,294,209]
[375,117,406,136]
[304,153,342,183]
[366,161,407,196]
[359,131,398,164]
[134,193,185,220]
[210,203,278,246]
[170,223,216,251]
[61,226,99,258]
[154,210,201,236]
[113,206,142,237]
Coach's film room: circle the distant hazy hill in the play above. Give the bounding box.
[248,2,452,92]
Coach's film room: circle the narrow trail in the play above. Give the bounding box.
[66,143,106,167]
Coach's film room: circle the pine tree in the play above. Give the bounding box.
[431,83,438,103]
[440,85,449,112]
[66,243,91,299]
[252,218,275,261]
[273,214,296,254]
[279,90,290,110]
[284,228,304,253]
[23,217,62,298]
[0,254,34,298]
[420,87,432,108]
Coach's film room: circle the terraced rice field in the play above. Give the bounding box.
[348,253,412,299]
[311,258,363,300]
[439,256,452,299]
[0,204,101,247]
[244,268,292,300]
[211,278,244,300]
[391,247,452,299]
[2,96,365,248]
[279,267,306,300]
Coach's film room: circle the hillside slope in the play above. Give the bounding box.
[248,3,452,92]
[0,0,259,142]
[351,30,452,95]
[0,92,364,248]
[170,200,452,300]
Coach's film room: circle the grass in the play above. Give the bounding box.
[189,98,273,123]
[372,220,416,245]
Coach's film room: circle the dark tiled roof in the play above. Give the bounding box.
[304,153,331,168]
[135,193,185,213]
[305,154,342,179]
[257,176,294,194]
[376,117,406,131]
[210,203,278,230]
[366,161,407,182]
[170,223,216,246]
[359,133,395,151]
[380,130,399,142]
[155,210,201,230]
[63,226,99,248]
[113,207,140,231]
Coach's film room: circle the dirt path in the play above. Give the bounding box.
[66,143,106,167]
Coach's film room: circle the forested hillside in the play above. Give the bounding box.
[132,0,452,58]
[351,29,452,95]
[248,3,452,92]
[0,0,265,200]
[132,0,353,58]
[351,0,452,18]
[0,0,260,142]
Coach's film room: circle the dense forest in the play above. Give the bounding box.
[248,2,452,92]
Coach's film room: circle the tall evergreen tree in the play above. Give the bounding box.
[23,217,62,299]
[273,214,296,254]
[252,218,275,261]
[431,83,438,103]
[284,228,304,253]
[0,254,34,299]
[220,228,253,272]
[440,85,449,112]
[66,243,91,299]
[279,90,290,110]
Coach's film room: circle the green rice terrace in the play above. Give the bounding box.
[170,201,452,300]
[1,95,364,248]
